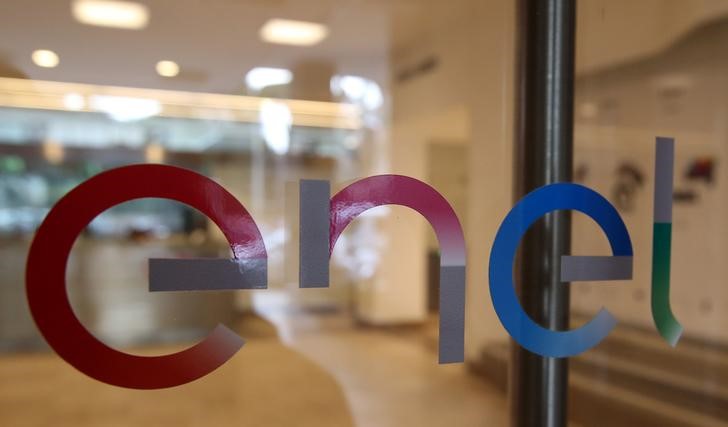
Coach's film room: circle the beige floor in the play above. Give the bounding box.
[259,305,508,427]
[0,308,507,427]
[0,340,355,427]
[1,238,507,426]
[284,326,508,427]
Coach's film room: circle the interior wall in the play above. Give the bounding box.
[386,0,728,359]
[576,0,728,75]
[572,17,728,345]
[387,0,515,357]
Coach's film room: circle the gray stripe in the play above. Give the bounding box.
[439,265,466,364]
[560,255,633,282]
[654,137,675,223]
[299,180,331,288]
[149,258,267,291]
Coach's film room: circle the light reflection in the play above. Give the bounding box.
[245,67,293,92]
[89,95,161,122]
[63,93,86,111]
[259,99,292,155]
[42,140,64,164]
[144,143,165,163]
[331,75,383,110]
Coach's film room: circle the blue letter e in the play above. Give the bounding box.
[489,183,632,357]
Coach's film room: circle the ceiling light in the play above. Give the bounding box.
[259,99,292,155]
[72,0,149,30]
[245,67,293,91]
[0,77,362,129]
[156,60,179,77]
[89,95,161,122]
[331,75,367,99]
[32,50,59,68]
[259,19,328,46]
[63,93,86,110]
[331,75,383,110]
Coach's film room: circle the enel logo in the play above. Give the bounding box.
[25,137,681,389]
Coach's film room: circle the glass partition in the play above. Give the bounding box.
[7,1,726,426]
[0,1,515,426]
[567,1,728,425]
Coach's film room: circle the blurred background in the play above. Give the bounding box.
[1,1,728,426]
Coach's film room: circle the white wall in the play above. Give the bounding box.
[387,0,515,356]
[573,16,728,344]
[576,0,728,74]
[386,0,728,359]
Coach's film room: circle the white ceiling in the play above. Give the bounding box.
[0,0,432,95]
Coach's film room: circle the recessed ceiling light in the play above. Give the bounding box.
[72,0,149,30]
[245,67,293,91]
[32,49,60,68]
[63,93,86,110]
[259,19,328,46]
[156,60,180,77]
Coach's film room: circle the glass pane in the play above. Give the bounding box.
[569,1,728,425]
[0,1,515,426]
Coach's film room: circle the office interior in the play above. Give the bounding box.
[1,1,728,426]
